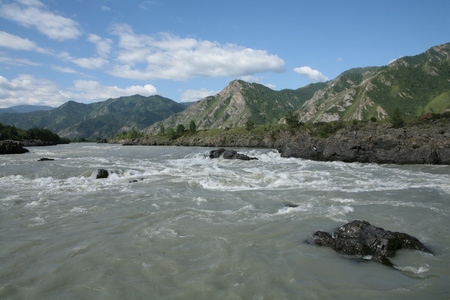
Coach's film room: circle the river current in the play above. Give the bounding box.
[1,143,449,299]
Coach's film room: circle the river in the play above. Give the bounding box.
[1,143,449,299]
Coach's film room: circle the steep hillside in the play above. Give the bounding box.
[146,80,325,133]
[297,43,450,122]
[0,95,186,139]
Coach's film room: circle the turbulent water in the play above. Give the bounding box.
[1,144,449,299]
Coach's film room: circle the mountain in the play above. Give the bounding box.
[146,80,326,132]
[0,95,186,139]
[147,43,450,133]
[0,105,54,114]
[297,43,450,122]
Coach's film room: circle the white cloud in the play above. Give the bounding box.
[51,65,85,75]
[0,74,68,107]
[73,57,109,70]
[0,56,42,66]
[58,51,109,70]
[0,75,158,108]
[56,34,112,70]
[263,83,276,89]
[109,24,285,81]
[0,31,50,54]
[70,80,158,100]
[88,34,113,58]
[0,0,82,41]
[239,75,260,82]
[294,66,329,82]
[181,88,217,102]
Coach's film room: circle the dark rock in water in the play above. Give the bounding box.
[307,220,433,267]
[38,157,54,161]
[209,148,258,160]
[129,178,144,183]
[0,140,29,154]
[96,169,109,179]
[284,203,299,208]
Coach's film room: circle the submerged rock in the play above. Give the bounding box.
[307,220,433,267]
[209,148,258,160]
[38,157,54,161]
[96,169,109,179]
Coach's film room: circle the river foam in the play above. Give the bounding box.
[1,144,449,299]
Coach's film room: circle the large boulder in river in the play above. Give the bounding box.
[96,169,109,179]
[0,140,29,154]
[209,148,258,160]
[307,220,433,267]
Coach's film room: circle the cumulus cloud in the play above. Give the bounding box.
[0,31,50,54]
[0,74,68,107]
[0,75,158,108]
[0,0,82,41]
[181,88,217,102]
[294,66,329,82]
[109,24,285,81]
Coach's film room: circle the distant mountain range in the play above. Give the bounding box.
[1,43,449,138]
[0,95,186,139]
[0,105,54,114]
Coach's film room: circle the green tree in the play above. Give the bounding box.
[245,120,255,131]
[159,124,165,135]
[166,127,176,140]
[391,107,405,128]
[285,111,303,129]
[189,120,196,134]
[176,124,185,136]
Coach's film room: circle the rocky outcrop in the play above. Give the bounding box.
[209,148,258,160]
[22,139,57,147]
[307,220,433,267]
[279,124,450,164]
[111,120,450,165]
[0,140,29,154]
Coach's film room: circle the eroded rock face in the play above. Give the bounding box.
[307,220,433,267]
[209,148,258,160]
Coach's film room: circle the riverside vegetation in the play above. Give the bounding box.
[110,110,450,165]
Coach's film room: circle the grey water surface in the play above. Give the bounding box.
[1,143,449,299]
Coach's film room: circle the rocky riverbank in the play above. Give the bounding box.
[0,140,29,154]
[110,119,450,165]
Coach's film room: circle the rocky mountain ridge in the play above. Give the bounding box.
[297,43,450,122]
[146,43,450,132]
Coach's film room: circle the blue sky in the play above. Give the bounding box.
[0,0,449,108]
